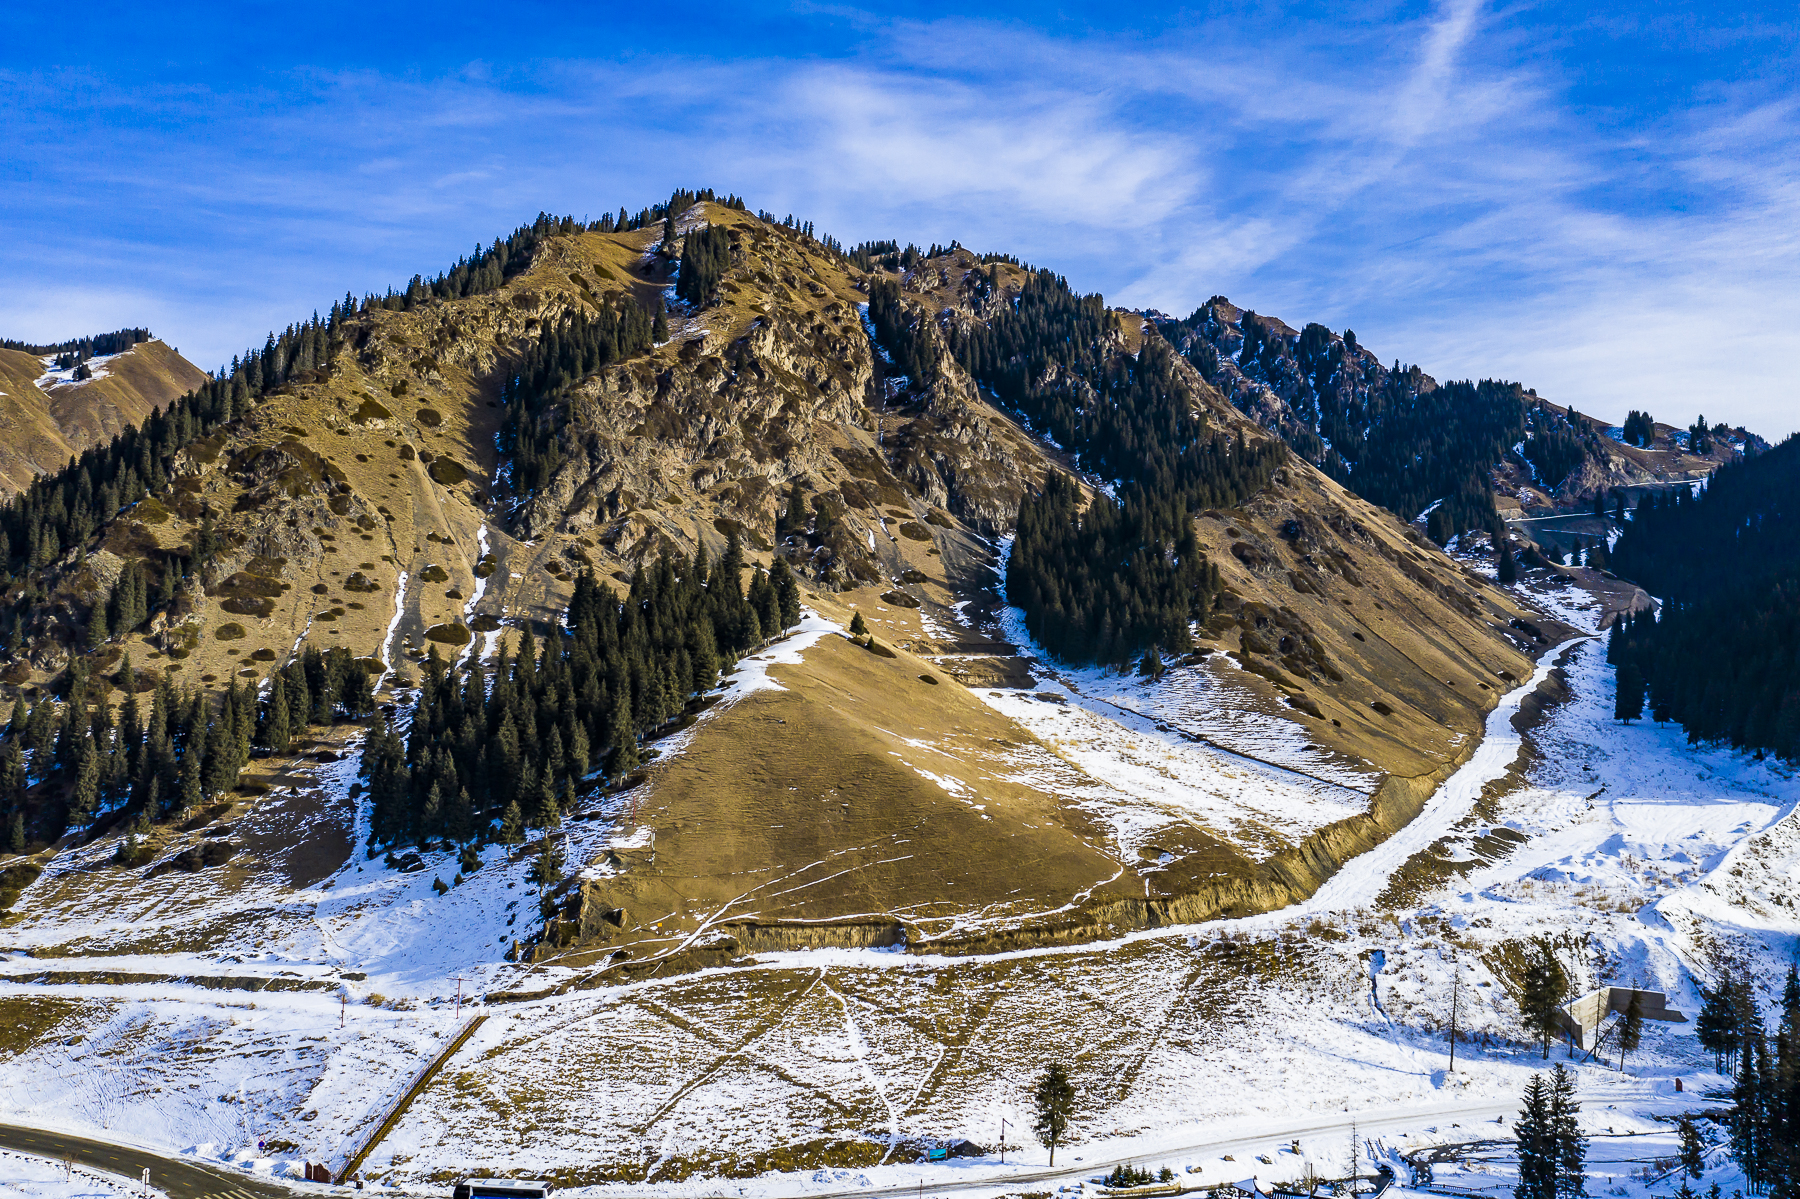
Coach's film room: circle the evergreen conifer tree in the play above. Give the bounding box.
[265,675,291,754]
[1619,989,1644,1071]
[1679,1116,1704,1179]
[1520,938,1570,1058]
[1031,1063,1077,1167]
[499,799,525,845]
[1550,1064,1587,1199]
[1698,977,1740,1073]
[778,482,808,540]
[68,742,99,827]
[1615,662,1645,723]
[1515,1073,1556,1199]
[177,743,204,813]
[771,558,801,631]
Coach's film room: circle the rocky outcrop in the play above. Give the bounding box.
[514,301,875,545]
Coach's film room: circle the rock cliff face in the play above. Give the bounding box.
[514,300,875,547]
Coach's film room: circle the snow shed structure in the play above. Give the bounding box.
[1559,987,1686,1052]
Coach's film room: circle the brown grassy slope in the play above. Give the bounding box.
[0,342,207,494]
[557,633,1145,970]
[520,244,1577,969]
[0,350,85,493]
[49,339,206,450]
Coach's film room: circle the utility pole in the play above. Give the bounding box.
[455,977,464,1020]
[1000,1117,1011,1165]
[1448,952,1460,1073]
[1349,1119,1358,1186]
[340,992,347,1029]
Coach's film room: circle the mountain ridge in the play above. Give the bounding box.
[0,195,1587,974]
[0,338,207,495]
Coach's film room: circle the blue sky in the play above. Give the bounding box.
[3,2,1796,434]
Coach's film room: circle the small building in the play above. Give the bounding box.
[453,1180,550,1199]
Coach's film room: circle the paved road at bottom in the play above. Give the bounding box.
[807,1097,1522,1199]
[0,1124,302,1199]
[4,1100,1521,1199]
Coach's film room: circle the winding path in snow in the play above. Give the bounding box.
[1299,636,1588,914]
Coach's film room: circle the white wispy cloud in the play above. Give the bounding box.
[1,3,1795,433]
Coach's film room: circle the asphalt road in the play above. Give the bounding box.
[0,1125,302,1199]
[3,1101,1521,1199]
[806,1098,1521,1199]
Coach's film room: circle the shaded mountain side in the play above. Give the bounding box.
[1155,300,1752,538]
[0,198,1576,968]
[0,341,207,493]
[1606,433,1800,759]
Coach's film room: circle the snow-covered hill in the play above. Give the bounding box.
[0,573,1792,1196]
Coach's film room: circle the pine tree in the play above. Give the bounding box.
[778,482,808,540]
[68,742,100,827]
[1031,1062,1077,1167]
[1774,970,1798,1199]
[610,688,637,774]
[1550,1063,1587,1199]
[1520,938,1570,1059]
[1515,1073,1556,1199]
[419,782,443,846]
[1679,1116,1704,1179]
[849,611,868,639]
[529,836,565,894]
[499,799,525,845]
[1619,989,1644,1071]
[3,810,23,855]
[1499,542,1519,584]
[1615,662,1645,723]
[771,557,801,631]
[265,675,291,754]
[177,741,204,813]
[1732,1028,1771,1193]
[1699,977,1741,1073]
[568,724,590,780]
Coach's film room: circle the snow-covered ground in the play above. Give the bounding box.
[0,1150,167,1199]
[33,353,122,390]
[0,581,1793,1198]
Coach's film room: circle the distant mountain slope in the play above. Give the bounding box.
[0,339,207,492]
[1156,300,1755,541]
